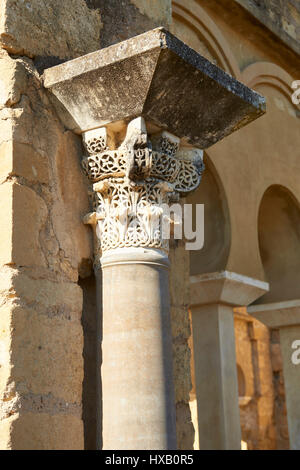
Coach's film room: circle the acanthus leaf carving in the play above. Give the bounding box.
[82,117,204,254]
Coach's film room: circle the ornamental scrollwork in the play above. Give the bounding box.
[82,117,204,253]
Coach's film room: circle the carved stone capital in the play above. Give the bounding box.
[82,117,204,255]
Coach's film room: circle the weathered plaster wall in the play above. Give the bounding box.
[188,157,231,276]
[235,0,300,55]
[173,0,300,283]
[256,185,300,304]
[188,0,300,78]
[234,316,260,449]
[173,0,300,450]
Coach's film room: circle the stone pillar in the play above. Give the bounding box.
[82,119,204,449]
[190,271,268,449]
[43,27,266,450]
[101,248,174,449]
[248,300,300,450]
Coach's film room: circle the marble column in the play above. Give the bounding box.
[190,271,269,449]
[43,27,266,450]
[82,120,204,449]
[248,300,300,450]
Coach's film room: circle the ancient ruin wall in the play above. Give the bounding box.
[0,0,194,450]
[0,47,92,449]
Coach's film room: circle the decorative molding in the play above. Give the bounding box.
[242,62,300,114]
[82,117,204,254]
[172,0,241,79]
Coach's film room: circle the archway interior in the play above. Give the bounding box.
[255,185,300,305]
[188,155,230,276]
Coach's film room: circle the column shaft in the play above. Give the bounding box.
[191,303,241,450]
[101,248,177,450]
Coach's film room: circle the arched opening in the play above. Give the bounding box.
[172,0,241,78]
[255,185,300,304]
[188,153,231,276]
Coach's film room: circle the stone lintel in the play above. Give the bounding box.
[43,27,266,149]
[190,270,269,307]
[248,300,300,329]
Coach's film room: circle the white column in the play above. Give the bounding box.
[82,118,204,449]
[101,248,175,449]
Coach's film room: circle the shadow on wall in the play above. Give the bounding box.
[255,185,300,304]
[188,153,231,276]
[84,0,167,48]
[237,364,246,397]
[79,268,103,450]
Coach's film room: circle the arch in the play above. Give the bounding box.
[188,152,231,276]
[242,62,300,113]
[255,185,300,304]
[172,0,241,79]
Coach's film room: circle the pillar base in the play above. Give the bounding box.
[101,247,170,269]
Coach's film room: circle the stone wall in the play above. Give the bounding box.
[0,48,92,448]
[234,312,278,450]
[0,0,172,63]
[270,329,290,449]
[0,1,100,448]
[0,0,101,59]
[85,0,171,48]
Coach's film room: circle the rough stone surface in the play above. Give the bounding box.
[0,413,83,450]
[43,28,266,148]
[235,0,300,55]
[233,311,278,449]
[249,302,300,449]
[270,329,290,449]
[85,0,171,48]
[0,0,101,60]
[0,48,92,449]
[0,268,85,449]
